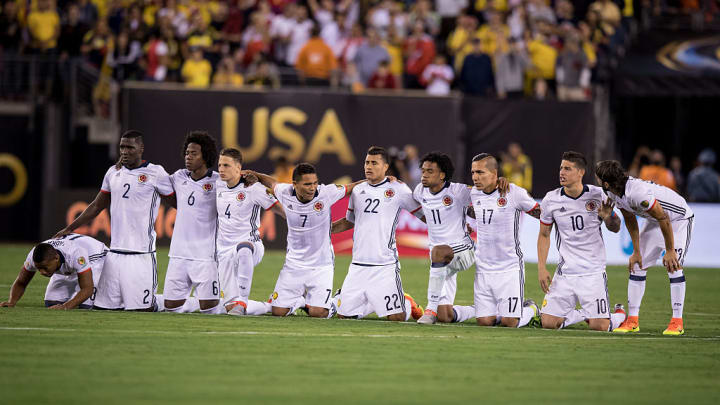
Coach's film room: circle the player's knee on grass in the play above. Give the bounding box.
[199,299,219,310]
[307,306,329,318]
[271,306,291,316]
[541,314,564,329]
[431,245,454,264]
[438,305,454,323]
[165,299,185,310]
[387,312,406,321]
[476,316,496,326]
[501,317,519,328]
[588,318,610,332]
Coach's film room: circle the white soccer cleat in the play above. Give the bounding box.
[226,301,247,316]
[417,309,438,324]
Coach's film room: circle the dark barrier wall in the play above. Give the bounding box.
[462,98,596,194]
[0,114,42,241]
[124,85,463,184]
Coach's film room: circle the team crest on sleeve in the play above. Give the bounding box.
[384,188,395,199]
[203,183,213,192]
[272,291,278,301]
[641,200,649,208]
[442,195,453,206]
[314,201,324,211]
[77,256,86,266]
[585,200,599,212]
[237,192,246,201]
[138,174,148,183]
[497,197,507,207]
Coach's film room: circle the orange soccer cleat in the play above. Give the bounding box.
[404,293,424,320]
[613,315,640,333]
[663,318,685,336]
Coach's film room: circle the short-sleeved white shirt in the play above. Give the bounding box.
[215,180,278,256]
[100,162,174,253]
[274,183,347,270]
[168,169,220,261]
[346,178,421,266]
[471,184,539,272]
[24,234,108,276]
[413,182,473,251]
[607,177,693,222]
[540,185,607,276]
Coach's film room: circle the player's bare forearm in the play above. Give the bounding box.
[245,170,277,191]
[60,191,110,235]
[537,232,551,269]
[163,193,177,209]
[271,202,286,219]
[621,209,641,252]
[537,224,553,293]
[331,218,354,233]
[466,205,476,219]
[648,203,675,251]
[57,271,93,310]
[344,179,367,195]
[2,269,34,307]
[527,206,541,219]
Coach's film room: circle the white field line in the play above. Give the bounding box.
[1,326,719,341]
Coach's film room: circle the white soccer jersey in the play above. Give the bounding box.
[607,177,693,222]
[100,162,174,253]
[168,169,220,261]
[540,185,607,276]
[346,178,421,266]
[24,234,107,276]
[215,180,278,256]
[471,184,539,272]
[274,183,347,270]
[413,182,473,251]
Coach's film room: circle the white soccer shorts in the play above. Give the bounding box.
[338,263,406,318]
[269,265,334,309]
[93,251,157,310]
[163,258,219,301]
[217,241,265,305]
[637,216,693,270]
[437,248,474,306]
[541,271,611,319]
[474,268,525,318]
[44,254,104,308]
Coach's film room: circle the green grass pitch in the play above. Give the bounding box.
[1,244,719,404]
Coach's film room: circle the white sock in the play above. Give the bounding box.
[235,247,255,304]
[518,305,535,328]
[628,269,647,317]
[609,311,626,331]
[246,300,271,315]
[288,296,307,316]
[155,294,166,312]
[452,305,475,323]
[358,302,374,319]
[426,264,447,313]
[182,297,200,313]
[561,309,585,328]
[669,270,686,318]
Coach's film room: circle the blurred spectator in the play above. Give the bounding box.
[459,37,495,96]
[321,12,347,56]
[421,54,454,96]
[0,1,22,54]
[107,31,141,81]
[367,60,398,89]
[353,27,389,86]
[59,4,90,59]
[494,37,527,99]
[285,5,314,66]
[213,56,244,87]
[526,30,558,99]
[447,14,479,72]
[589,0,621,27]
[367,0,393,38]
[404,21,435,89]
[670,156,685,195]
[269,3,296,63]
[181,47,212,88]
[687,149,720,202]
[308,0,335,29]
[143,30,169,81]
[556,31,591,101]
[437,0,469,40]
[628,145,650,177]
[501,142,533,192]
[295,27,338,86]
[639,150,677,191]
[241,13,271,67]
[77,0,99,27]
[404,144,422,188]
[27,0,60,53]
[81,19,113,69]
[409,0,440,37]
[246,57,281,88]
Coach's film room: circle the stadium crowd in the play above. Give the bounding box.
[1,0,635,98]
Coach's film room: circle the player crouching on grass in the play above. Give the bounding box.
[1,235,107,310]
[596,160,693,336]
[537,152,627,332]
[242,163,366,318]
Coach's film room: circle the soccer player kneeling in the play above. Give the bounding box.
[537,152,627,331]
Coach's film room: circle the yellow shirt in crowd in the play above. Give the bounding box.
[527,38,557,79]
[27,10,59,49]
[182,58,212,88]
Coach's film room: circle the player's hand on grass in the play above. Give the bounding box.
[538,266,552,293]
[0,301,16,307]
[48,304,68,310]
[663,249,680,273]
[628,252,643,273]
[598,200,614,220]
[497,177,510,196]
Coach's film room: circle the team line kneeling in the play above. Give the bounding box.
[1,131,693,336]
